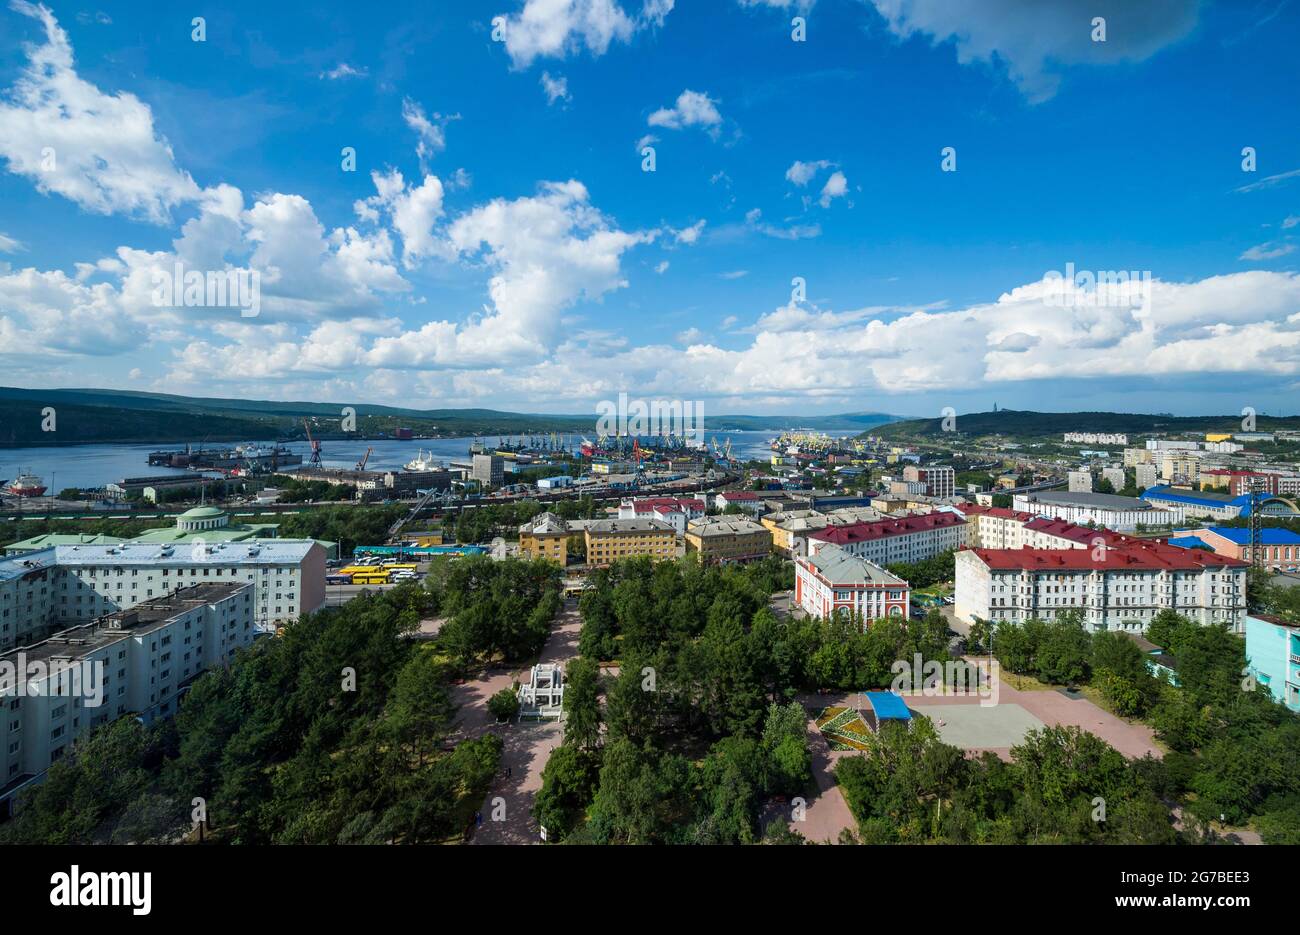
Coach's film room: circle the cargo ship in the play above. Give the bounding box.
[5,471,48,498]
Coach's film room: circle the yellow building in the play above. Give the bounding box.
[1205,433,1232,443]
[685,517,772,564]
[584,518,677,566]
[407,531,444,547]
[518,512,570,567]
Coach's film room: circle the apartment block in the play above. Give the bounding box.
[0,541,326,651]
[954,541,1247,634]
[1,582,254,812]
[684,517,772,564]
[807,512,966,566]
[583,519,677,566]
[518,512,570,566]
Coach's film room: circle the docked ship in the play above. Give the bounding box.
[404,449,445,472]
[5,472,48,498]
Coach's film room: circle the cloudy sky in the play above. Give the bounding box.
[0,0,1297,417]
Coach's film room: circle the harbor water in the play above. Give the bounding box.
[0,430,845,493]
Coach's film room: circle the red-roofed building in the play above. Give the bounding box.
[954,539,1248,633]
[807,511,966,566]
[617,496,705,535]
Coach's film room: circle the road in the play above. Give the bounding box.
[458,598,582,845]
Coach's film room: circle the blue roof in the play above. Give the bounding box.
[1167,535,1213,551]
[1143,485,1252,513]
[1201,526,1300,545]
[864,691,912,721]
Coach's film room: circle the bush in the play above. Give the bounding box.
[488,687,520,721]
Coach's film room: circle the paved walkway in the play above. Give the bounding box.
[460,599,582,845]
[785,706,856,844]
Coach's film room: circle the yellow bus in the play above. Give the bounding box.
[351,569,392,585]
[380,562,419,571]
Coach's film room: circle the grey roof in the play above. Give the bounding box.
[0,548,59,582]
[520,511,568,535]
[584,519,675,534]
[52,540,319,566]
[687,517,768,537]
[1,582,249,665]
[1023,491,1162,511]
[803,544,906,586]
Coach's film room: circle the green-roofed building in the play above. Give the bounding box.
[4,533,128,555]
[5,507,281,557]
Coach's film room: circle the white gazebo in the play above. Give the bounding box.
[517,663,565,719]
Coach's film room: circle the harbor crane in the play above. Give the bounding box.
[386,486,451,541]
[354,447,373,472]
[302,418,322,468]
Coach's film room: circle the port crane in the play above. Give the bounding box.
[302,418,322,468]
[354,447,373,472]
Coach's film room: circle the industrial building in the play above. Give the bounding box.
[472,454,505,489]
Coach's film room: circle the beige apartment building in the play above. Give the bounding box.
[685,517,772,564]
[518,512,571,566]
[583,519,677,566]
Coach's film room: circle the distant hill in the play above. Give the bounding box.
[0,386,898,446]
[873,409,1300,439]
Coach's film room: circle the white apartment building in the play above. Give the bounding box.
[1067,470,1093,492]
[1064,433,1128,445]
[0,551,60,654]
[954,542,1248,634]
[1134,463,1159,489]
[0,541,326,650]
[1013,491,1183,531]
[903,465,955,499]
[1101,467,1126,490]
[1,582,254,811]
[807,512,966,566]
[1146,439,1200,451]
[1124,448,1154,467]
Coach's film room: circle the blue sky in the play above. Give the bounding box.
[0,0,1298,418]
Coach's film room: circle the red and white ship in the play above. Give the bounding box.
[5,472,48,498]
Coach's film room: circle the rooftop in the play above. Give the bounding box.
[1022,490,1164,511]
[585,519,676,534]
[965,539,1248,572]
[686,517,768,537]
[0,548,60,582]
[520,511,568,535]
[1,582,249,666]
[1143,485,1251,508]
[802,544,907,586]
[1200,526,1300,545]
[809,511,965,545]
[51,540,319,566]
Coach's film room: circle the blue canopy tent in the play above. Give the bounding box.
[863,691,912,730]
